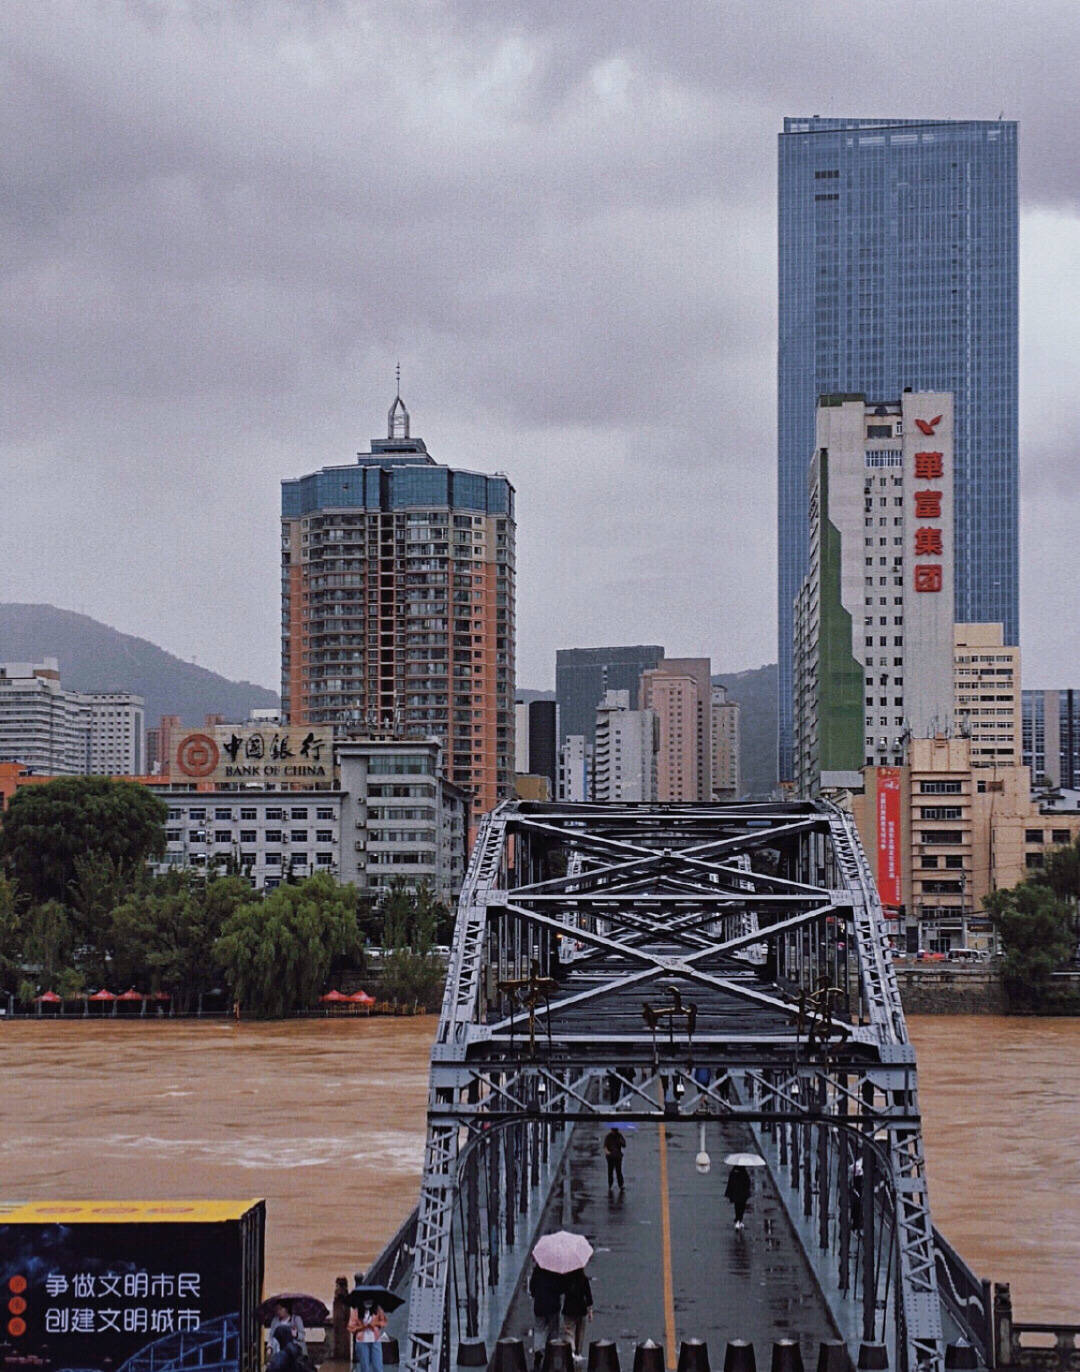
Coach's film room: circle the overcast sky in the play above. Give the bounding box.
[4,0,1079,693]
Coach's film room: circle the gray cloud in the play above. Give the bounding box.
[3,0,1079,696]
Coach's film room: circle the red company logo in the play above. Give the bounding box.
[915,414,943,436]
[176,733,220,778]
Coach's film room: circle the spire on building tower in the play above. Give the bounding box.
[388,362,410,439]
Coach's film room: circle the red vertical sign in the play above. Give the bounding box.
[876,767,902,908]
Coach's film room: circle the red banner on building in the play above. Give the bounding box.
[876,767,902,908]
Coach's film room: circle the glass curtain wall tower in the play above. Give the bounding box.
[778,116,1018,782]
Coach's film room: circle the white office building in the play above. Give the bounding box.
[592,691,657,802]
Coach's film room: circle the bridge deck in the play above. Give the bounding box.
[500,1119,838,1367]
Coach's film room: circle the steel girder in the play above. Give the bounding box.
[405,800,944,1372]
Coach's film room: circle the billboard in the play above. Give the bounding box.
[0,1200,264,1372]
[171,726,333,786]
[876,766,903,909]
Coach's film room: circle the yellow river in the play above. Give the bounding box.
[2,1015,1077,1320]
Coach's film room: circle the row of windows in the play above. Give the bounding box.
[167,806,336,821]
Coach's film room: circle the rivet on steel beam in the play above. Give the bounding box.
[724,1340,757,1372]
[771,1341,804,1372]
[493,1337,529,1372]
[944,1343,979,1371]
[634,1339,667,1372]
[457,1339,488,1368]
[544,1338,576,1372]
[678,1338,712,1372]
[588,1340,622,1372]
[856,1344,889,1372]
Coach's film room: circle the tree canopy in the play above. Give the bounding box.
[0,777,166,906]
[985,880,1075,1007]
[213,874,361,1017]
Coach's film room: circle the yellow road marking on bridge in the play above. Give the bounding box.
[657,1093,678,1369]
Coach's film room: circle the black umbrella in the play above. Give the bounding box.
[257,1294,331,1327]
[347,1286,405,1313]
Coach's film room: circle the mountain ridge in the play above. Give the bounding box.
[0,603,279,728]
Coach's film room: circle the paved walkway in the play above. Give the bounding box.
[502,1119,839,1369]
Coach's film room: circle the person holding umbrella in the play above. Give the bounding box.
[347,1286,403,1372]
[266,1300,307,1357]
[723,1152,764,1230]
[530,1231,593,1370]
[561,1267,593,1356]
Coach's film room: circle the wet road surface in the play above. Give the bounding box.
[503,1119,837,1368]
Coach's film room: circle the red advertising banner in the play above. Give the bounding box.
[876,767,902,908]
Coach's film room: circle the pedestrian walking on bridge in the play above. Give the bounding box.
[529,1263,564,1371]
[725,1164,752,1228]
[561,1267,593,1355]
[603,1126,626,1191]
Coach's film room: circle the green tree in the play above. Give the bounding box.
[0,873,21,995]
[378,880,446,1010]
[22,900,75,990]
[0,778,166,906]
[111,872,251,1010]
[985,881,1075,1007]
[213,874,360,1017]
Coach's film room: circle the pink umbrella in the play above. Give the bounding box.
[532,1231,594,1274]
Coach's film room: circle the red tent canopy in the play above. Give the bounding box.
[88,989,116,1001]
[319,990,348,1003]
[34,991,62,1003]
[349,990,376,1005]
[117,988,144,1001]
[150,990,171,1000]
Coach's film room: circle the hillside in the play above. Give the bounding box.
[713,663,777,797]
[0,604,278,728]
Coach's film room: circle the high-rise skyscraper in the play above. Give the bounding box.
[1023,689,1080,790]
[778,116,1018,781]
[281,390,516,822]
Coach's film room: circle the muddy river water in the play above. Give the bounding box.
[3,1014,1077,1319]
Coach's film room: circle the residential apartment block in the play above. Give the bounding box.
[953,624,1021,768]
[592,690,658,803]
[281,391,515,822]
[0,659,143,775]
[640,658,712,802]
[710,683,741,799]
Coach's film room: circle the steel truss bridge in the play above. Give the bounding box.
[405,800,985,1372]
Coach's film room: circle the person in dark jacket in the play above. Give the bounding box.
[529,1264,564,1369]
[561,1267,593,1355]
[603,1127,626,1190]
[725,1164,751,1229]
[267,1324,305,1372]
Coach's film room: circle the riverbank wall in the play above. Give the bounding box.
[894,965,1007,1014]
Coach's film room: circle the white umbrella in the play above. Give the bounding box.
[532,1231,594,1274]
[724,1152,766,1168]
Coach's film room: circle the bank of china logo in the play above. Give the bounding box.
[915,414,943,436]
[177,732,219,778]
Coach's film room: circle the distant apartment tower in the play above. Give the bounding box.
[556,646,664,752]
[592,691,658,802]
[514,698,559,798]
[281,390,516,821]
[954,624,1021,768]
[778,116,1019,782]
[559,735,590,802]
[1023,689,1080,789]
[711,683,741,799]
[0,659,143,775]
[792,393,956,796]
[639,658,712,802]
